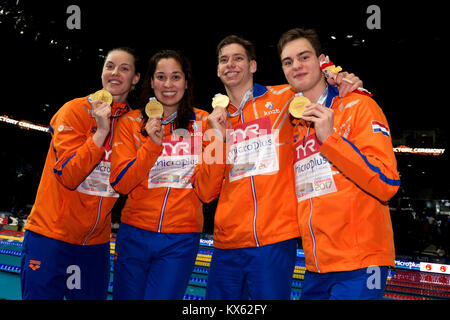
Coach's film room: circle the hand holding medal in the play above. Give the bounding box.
[89,89,113,139]
[290,83,328,120]
[289,95,311,119]
[89,88,113,120]
[211,93,230,109]
[91,89,113,106]
[145,97,164,118]
[208,93,229,139]
[144,97,164,145]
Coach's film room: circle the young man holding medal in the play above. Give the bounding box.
[195,35,362,300]
[278,28,400,299]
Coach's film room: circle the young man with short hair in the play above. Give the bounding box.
[278,28,400,300]
[195,34,362,299]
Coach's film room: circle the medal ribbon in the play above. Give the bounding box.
[227,87,253,118]
[161,111,177,125]
[147,97,177,137]
[296,85,329,106]
[161,110,177,139]
[88,93,128,119]
[299,85,329,139]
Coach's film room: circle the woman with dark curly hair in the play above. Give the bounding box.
[109,50,221,299]
[138,50,196,135]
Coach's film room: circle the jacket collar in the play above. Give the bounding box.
[253,83,268,99]
[189,110,196,121]
[226,83,267,115]
[111,101,129,117]
[325,84,339,108]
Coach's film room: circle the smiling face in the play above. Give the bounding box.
[150,58,187,110]
[101,49,140,103]
[217,43,256,90]
[280,37,325,93]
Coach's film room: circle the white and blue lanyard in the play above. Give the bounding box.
[227,87,253,119]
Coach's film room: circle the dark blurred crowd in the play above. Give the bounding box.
[391,205,450,262]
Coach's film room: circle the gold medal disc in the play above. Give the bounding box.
[212,94,230,109]
[145,99,164,117]
[91,89,113,105]
[289,96,311,118]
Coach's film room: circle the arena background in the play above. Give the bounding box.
[0,0,449,304]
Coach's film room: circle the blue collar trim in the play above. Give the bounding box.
[325,85,339,108]
[253,83,268,98]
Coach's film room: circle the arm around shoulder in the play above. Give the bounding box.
[320,96,400,202]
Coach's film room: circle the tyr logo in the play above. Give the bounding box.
[228,124,268,143]
[162,141,191,156]
[295,135,319,159]
[228,117,272,144]
[104,149,112,161]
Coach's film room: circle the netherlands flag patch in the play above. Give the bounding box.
[372,121,390,137]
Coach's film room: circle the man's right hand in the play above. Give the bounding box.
[207,107,227,139]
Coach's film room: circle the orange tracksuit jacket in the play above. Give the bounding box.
[110,108,219,233]
[25,94,129,245]
[193,83,300,249]
[293,84,400,273]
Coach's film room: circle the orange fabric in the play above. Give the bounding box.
[294,89,400,273]
[193,84,300,249]
[25,95,129,245]
[110,108,214,233]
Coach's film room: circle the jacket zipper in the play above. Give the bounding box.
[157,118,177,233]
[250,176,259,247]
[308,198,320,272]
[240,112,259,247]
[302,121,320,271]
[158,187,171,232]
[83,197,103,245]
[83,109,123,245]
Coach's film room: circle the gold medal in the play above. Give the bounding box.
[289,96,311,118]
[211,93,230,109]
[91,89,113,105]
[145,98,164,117]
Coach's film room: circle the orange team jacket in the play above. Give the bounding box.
[293,84,400,273]
[193,83,300,249]
[109,107,221,233]
[25,94,129,245]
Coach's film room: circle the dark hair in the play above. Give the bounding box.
[104,47,142,106]
[277,28,322,58]
[216,35,256,61]
[104,46,142,74]
[139,50,194,135]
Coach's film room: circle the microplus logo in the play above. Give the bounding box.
[395,260,420,270]
[199,239,213,247]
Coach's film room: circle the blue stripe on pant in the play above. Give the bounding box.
[112,222,200,300]
[205,238,298,300]
[20,230,110,300]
